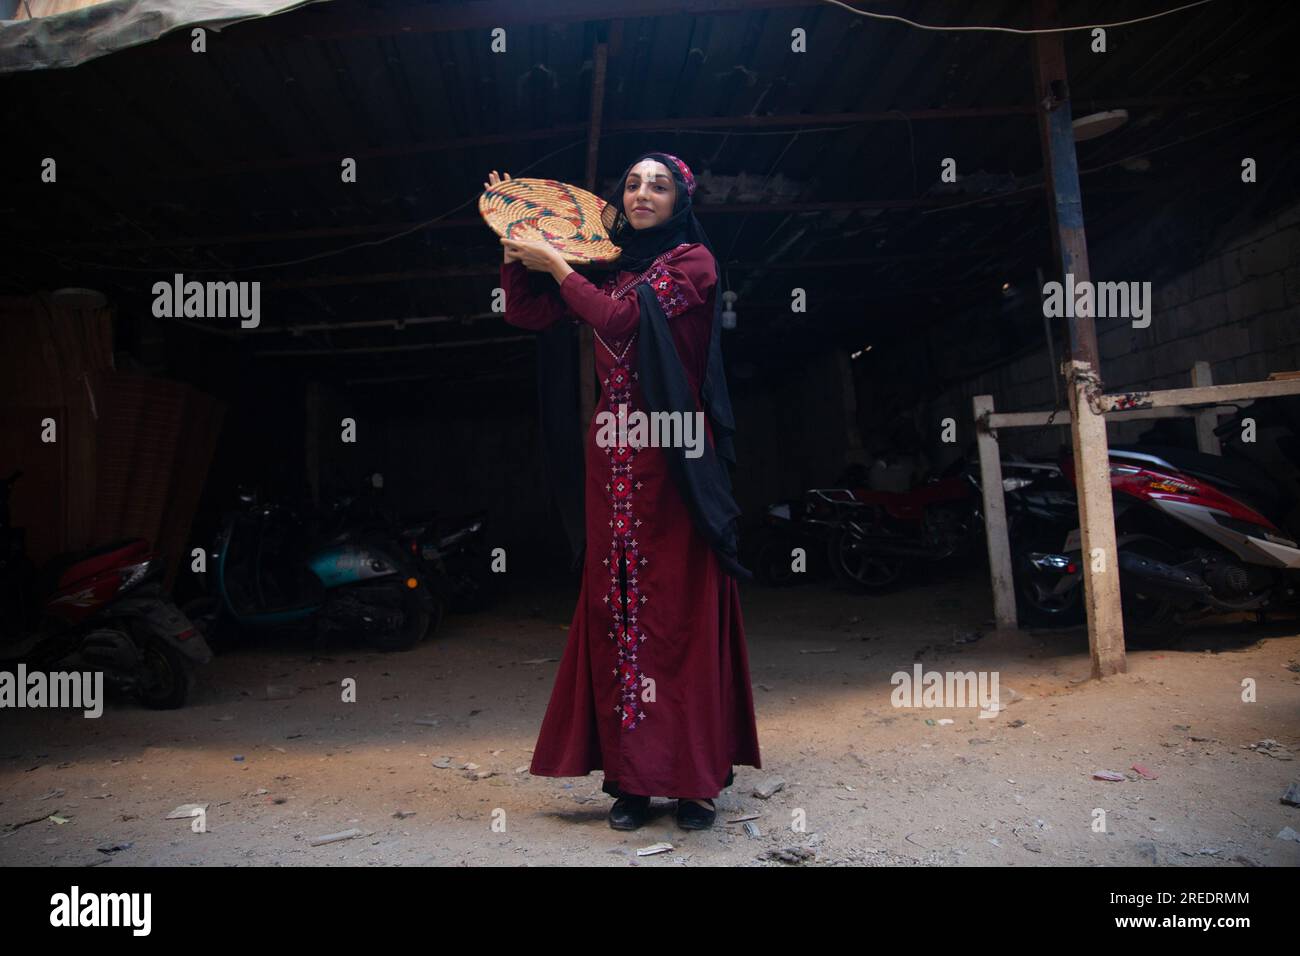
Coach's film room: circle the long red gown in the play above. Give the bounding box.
[502,241,762,799]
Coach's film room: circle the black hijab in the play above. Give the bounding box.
[536,152,750,579]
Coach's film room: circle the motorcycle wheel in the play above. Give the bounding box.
[925,504,981,562]
[1012,551,1085,628]
[828,527,907,591]
[1118,539,1181,642]
[449,567,496,614]
[182,596,234,652]
[137,638,193,709]
[364,583,430,651]
[754,532,800,587]
[1121,590,1176,643]
[425,589,447,639]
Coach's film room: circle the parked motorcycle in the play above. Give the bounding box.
[822,457,984,591]
[746,490,840,587]
[0,470,34,643]
[327,473,495,615]
[751,457,1060,592]
[1003,460,1089,626]
[395,510,497,613]
[1016,398,1300,634]
[186,485,438,652]
[0,471,209,709]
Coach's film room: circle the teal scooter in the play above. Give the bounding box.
[186,488,438,651]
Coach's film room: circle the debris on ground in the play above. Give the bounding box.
[309,828,362,847]
[762,846,816,864]
[1245,739,1293,760]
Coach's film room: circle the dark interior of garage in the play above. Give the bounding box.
[1,0,1298,875]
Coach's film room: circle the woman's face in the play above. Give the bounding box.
[623,160,677,229]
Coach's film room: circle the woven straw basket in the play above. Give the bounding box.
[479,177,622,264]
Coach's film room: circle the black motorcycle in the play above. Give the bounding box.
[395,510,497,613]
[1003,460,1087,627]
[746,492,839,587]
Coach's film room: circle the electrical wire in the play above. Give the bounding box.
[818,0,1217,35]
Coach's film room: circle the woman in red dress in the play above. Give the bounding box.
[487,152,761,830]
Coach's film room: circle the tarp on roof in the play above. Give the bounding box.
[0,0,330,73]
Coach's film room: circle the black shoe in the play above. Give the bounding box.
[608,795,650,830]
[675,797,716,830]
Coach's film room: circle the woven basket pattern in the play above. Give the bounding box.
[479,177,622,264]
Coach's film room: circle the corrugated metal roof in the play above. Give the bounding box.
[2,0,1296,396]
[0,0,329,72]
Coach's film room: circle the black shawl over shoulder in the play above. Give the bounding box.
[534,151,750,579]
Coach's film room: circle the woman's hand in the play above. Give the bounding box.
[485,171,521,263]
[500,237,570,280]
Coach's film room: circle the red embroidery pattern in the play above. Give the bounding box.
[602,352,648,731]
[604,244,692,302]
[645,265,691,319]
[595,245,697,731]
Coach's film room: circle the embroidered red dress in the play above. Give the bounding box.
[502,241,762,799]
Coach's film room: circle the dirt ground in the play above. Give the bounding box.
[2,569,1299,867]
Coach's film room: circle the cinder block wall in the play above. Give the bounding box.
[923,200,1300,462]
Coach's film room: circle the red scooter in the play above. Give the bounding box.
[0,472,211,708]
[819,458,984,591]
[1018,398,1300,633]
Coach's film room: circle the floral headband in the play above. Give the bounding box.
[658,152,696,197]
[603,152,699,233]
[632,151,695,198]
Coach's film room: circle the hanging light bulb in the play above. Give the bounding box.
[721,289,738,330]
